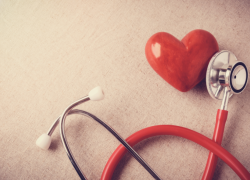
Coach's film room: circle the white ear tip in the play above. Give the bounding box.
[36,133,52,150]
[88,86,104,101]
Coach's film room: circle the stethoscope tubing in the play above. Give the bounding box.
[42,94,249,180]
[101,125,250,180]
[202,109,228,180]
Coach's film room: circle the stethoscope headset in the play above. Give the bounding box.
[36,50,249,180]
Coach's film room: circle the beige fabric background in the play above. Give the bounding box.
[0,0,250,179]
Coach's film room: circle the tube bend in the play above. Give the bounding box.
[101,125,250,180]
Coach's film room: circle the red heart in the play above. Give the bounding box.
[145,29,219,92]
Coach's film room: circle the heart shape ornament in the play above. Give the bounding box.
[145,29,219,92]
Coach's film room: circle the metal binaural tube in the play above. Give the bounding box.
[46,96,91,136]
[47,117,60,136]
[60,96,90,180]
[45,95,162,180]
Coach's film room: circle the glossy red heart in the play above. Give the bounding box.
[145,29,219,92]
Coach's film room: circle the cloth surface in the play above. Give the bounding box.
[0,0,250,179]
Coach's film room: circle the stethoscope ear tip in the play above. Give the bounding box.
[36,133,52,150]
[88,86,105,101]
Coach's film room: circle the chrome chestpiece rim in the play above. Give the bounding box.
[206,50,248,100]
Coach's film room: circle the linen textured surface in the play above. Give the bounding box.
[0,0,250,179]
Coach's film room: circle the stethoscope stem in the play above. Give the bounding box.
[47,117,60,136]
[46,96,161,180]
[220,88,230,110]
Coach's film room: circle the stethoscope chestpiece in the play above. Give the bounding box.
[206,50,248,100]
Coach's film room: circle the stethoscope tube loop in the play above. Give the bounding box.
[101,125,250,180]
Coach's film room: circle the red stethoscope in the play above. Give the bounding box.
[36,50,249,179]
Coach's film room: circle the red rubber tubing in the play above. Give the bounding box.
[202,109,228,180]
[101,125,250,180]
